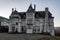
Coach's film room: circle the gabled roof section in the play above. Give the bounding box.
[0,16,9,21]
[35,11,53,18]
[27,4,34,13]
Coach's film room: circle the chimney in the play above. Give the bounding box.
[34,4,36,11]
[44,7,49,33]
[12,8,14,12]
[15,8,16,11]
[45,7,49,17]
[45,7,49,12]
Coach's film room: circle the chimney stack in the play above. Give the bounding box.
[45,7,49,12]
[12,8,14,12]
[45,7,49,17]
[34,4,36,11]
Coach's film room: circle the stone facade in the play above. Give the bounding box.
[9,4,54,36]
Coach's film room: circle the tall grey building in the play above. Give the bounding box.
[9,4,54,36]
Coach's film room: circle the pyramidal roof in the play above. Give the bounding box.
[27,4,34,13]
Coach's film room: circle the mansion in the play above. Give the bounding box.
[8,4,55,36]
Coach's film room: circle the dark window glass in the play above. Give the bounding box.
[34,29,36,32]
[38,29,40,31]
[16,22,18,25]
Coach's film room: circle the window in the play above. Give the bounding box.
[28,27,31,29]
[38,29,40,32]
[33,29,36,32]
[27,19,33,24]
[15,28,18,32]
[16,22,18,25]
[28,25,31,29]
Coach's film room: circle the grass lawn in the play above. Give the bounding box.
[0,33,60,40]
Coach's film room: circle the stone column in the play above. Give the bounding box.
[50,22,55,36]
[18,18,21,33]
[18,23,20,33]
[40,23,43,33]
[8,22,12,33]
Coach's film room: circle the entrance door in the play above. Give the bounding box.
[21,26,26,33]
[26,28,33,33]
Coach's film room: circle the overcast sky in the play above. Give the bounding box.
[0,0,60,27]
